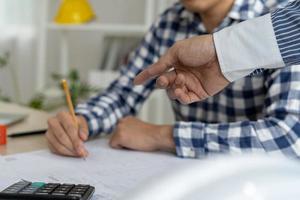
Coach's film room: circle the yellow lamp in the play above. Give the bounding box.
[54,0,95,24]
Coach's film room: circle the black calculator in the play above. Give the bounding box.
[0,180,95,200]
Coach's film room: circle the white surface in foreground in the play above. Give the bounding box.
[0,139,197,200]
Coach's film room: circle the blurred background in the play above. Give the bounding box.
[0,0,176,124]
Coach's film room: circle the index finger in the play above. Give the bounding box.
[134,48,176,85]
[56,112,83,154]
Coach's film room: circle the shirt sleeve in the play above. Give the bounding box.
[173,66,300,159]
[75,23,160,137]
[271,1,300,66]
[213,1,300,82]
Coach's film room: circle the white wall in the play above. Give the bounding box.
[0,0,41,103]
[45,0,177,87]
[0,0,177,103]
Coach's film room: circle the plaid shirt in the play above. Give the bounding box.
[76,0,300,159]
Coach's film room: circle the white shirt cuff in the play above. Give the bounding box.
[213,14,285,82]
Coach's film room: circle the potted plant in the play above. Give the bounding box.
[28,69,97,110]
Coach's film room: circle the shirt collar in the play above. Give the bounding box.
[228,0,268,21]
[177,0,271,32]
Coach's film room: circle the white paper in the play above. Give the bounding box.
[0,139,196,199]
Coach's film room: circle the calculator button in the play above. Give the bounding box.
[35,192,49,195]
[14,181,30,186]
[19,187,40,194]
[68,193,82,197]
[35,182,59,195]
[19,190,35,194]
[77,184,89,187]
[52,190,69,195]
[62,184,75,187]
[69,190,85,194]
[52,186,72,194]
[73,187,86,191]
[44,183,60,188]
[35,188,53,194]
[4,188,19,192]
[2,190,16,193]
[52,192,67,196]
[31,182,46,188]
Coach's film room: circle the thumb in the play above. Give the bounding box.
[134,46,177,85]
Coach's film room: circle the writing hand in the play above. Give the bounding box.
[46,112,89,157]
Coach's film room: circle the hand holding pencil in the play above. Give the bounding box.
[45,79,89,157]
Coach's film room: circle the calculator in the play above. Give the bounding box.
[0,180,95,200]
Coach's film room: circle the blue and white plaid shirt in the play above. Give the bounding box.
[76,0,300,159]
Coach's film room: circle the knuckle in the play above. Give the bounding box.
[56,111,63,118]
[57,111,68,119]
[66,124,75,132]
[56,130,65,139]
[55,145,64,154]
[47,117,55,127]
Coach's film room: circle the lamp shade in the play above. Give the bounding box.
[54,0,95,24]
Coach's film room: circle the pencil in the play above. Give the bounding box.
[61,79,85,160]
[61,79,78,128]
[61,79,86,159]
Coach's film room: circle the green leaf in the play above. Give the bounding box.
[28,94,45,109]
[68,69,79,82]
[0,52,9,68]
[51,69,99,108]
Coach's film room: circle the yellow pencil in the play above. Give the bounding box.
[61,79,78,128]
[61,79,87,158]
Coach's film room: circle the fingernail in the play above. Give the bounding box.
[79,148,86,157]
[80,130,88,141]
[76,143,83,155]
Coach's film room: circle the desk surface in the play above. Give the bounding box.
[0,102,51,136]
[0,102,50,155]
[0,134,47,155]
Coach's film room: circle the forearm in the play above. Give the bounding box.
[213,13,284,82]
[75,82,154,136]
[213,1,300,82]
[173,116,300,159]
[76,19,163,137]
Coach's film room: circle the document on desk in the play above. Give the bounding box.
[0,139,196,199]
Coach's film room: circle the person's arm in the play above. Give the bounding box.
[75,26,160,136]
[173,66,300,159]
[46,20,162,157]
[214,0,300,82]
[109,66,300,158]
[134,1,300,104]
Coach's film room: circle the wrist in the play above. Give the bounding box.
[156,125,176,153]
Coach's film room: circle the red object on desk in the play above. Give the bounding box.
[0,125,7,145]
